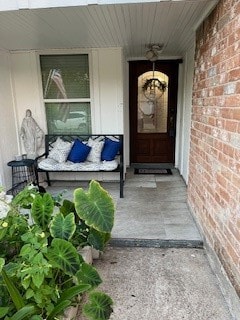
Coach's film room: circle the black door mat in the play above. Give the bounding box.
[134,168,172,175]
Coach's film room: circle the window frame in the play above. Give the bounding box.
[38,50,94,134]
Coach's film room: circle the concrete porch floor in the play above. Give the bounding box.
[45,168,234,319]
[46,167,202,247]
[110,168,202,247]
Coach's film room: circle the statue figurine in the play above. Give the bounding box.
[20,109,44,159]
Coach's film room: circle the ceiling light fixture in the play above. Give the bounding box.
[145,44,164,61]
[143,44,167,101]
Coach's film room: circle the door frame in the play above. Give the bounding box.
[129,59,181,165]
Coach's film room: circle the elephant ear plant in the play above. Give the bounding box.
[0,181,114,320]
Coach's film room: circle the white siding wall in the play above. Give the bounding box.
[10,51,47,155]
[175,43,195,184]
[0,47,124,189]
[10,48,123,136]
[0,50,19,190]
[92,48,124,134]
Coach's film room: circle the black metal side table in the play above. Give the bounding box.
[7,159,36,196]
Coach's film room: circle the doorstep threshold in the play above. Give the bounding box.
[132,163,175,169]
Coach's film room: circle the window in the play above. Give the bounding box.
[40,54,91,134]
[138,71,168,133]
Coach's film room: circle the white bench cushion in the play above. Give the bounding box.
[38,157,119,171]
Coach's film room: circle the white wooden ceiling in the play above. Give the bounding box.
[0,0,218,58]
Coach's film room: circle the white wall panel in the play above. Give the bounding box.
[10,51,46,156]
[10,48,124,136]
[7,47,124,183]
[0,50,18,190]
[97,48,123,133]
[91,49,102,133]
[176,43,195,184]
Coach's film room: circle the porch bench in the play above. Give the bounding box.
[35,134,124,198]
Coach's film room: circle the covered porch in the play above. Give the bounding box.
[45,167,202,246]
[0,0,240,317]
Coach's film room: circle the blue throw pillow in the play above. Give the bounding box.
[67,139,91,163]
[101,138,121,161]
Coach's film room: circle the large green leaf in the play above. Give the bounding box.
[1,268,25,311]
[47,284,91,320]
[0,258,4,271]
[0,307,9,318]
[0,227,8,241]
[76,263,102,289]
[57,284,91,304]
[60,199,76,216]
[46,300,71,320]
[83,291,113,320]
[50,212,76,240]
[11,305,37,320]
[11,186,39,208]
[31,193,54,230]
[74,181,114,233]
[87,228,111,251]
[60,199,81,224]
[46,238,83,276]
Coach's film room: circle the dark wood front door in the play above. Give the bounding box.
[129,60,180,164]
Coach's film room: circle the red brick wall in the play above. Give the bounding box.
[188,0,240,296]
